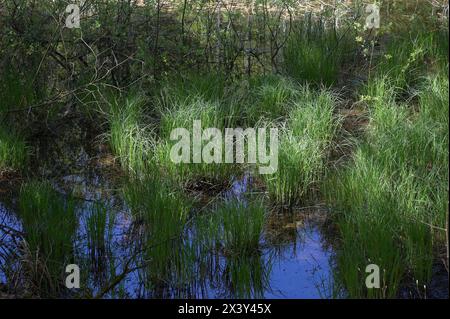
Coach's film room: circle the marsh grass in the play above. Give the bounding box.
[107,94,154,175]
[283,14,353,86]
[243,75,300,125]
[18,181,77,296]
[123,174,193,284]
[193,199,266,256]
[154,141,239,186]
[158,98,226,139]
[327,151,405,298]
[373,35,429,94]
[0,70,37,114]
[1,1,447,300]
[327,72,449,297]
[336,213,405,299]
[264,88,340,206]
[155,97,239,183]
[192,199,268,298]
[159,73,227,105]
[368,28,449,97]
[154,74,303,184]
[0,127,28,171]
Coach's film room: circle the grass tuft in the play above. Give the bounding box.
[0,127,28,171]
[283,14,353,86]
[326,73,448,297]
[264,87,340,206]
[107,94,154,175]
[18,181,77,296]
[123,174,192,284]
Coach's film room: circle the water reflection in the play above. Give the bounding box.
[0,174,335,299]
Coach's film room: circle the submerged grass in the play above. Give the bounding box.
[217,200,266,255]
[193,199,268,297]
[85,202,113,266]
[18,181,77,296]
[123,174,193,285]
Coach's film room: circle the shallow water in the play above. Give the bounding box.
[0,203,21,285]
[264,225,334,298]
[0,123,335,297]
[0,172,336,298]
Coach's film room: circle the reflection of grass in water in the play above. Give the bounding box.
[223,253,272,299]
[123,174,193,288]
[86,202,108,258]
[84,201,115,282]
[214,200,266,256]
[18,181,77,296]
[193,200,270,298]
